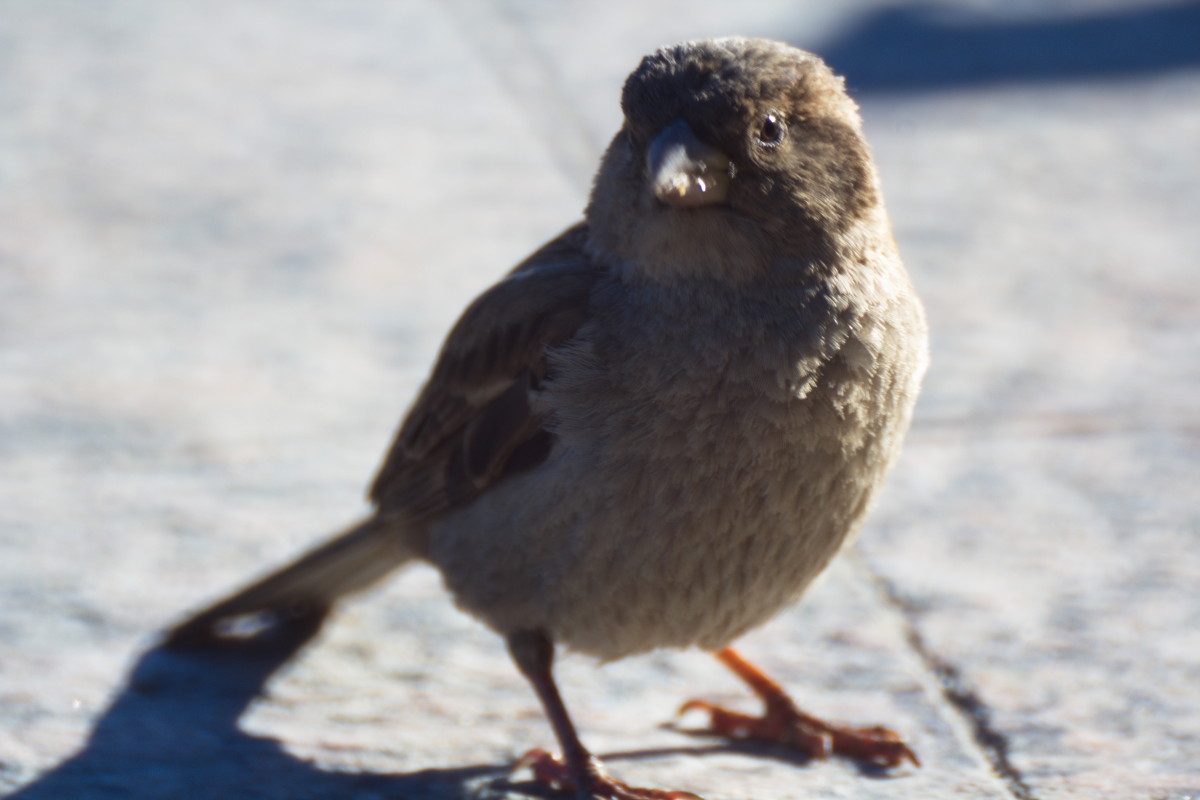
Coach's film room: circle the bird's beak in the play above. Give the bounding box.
[646,120,732,208]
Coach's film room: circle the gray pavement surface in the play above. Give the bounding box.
[2,2,1198,799]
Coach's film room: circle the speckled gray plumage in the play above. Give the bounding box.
[434,250,926,660]
[429,38,927,659]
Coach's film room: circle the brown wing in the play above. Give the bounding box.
[369,222,597,519]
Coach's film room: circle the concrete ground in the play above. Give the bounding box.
[2,2,1198,799]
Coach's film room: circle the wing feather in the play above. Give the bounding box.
[369,223,596,518]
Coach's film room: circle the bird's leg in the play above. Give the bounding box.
[678,647,919,768]
[507,630,700,800]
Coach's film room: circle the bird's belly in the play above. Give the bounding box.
[428,416,877,660]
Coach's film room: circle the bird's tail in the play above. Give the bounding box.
[166,515,414,647]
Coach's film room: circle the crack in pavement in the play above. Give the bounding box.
[439,0,602,195]
[860,559,1038,800]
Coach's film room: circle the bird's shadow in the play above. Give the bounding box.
[7,617,889,800]
[7,617,497,800]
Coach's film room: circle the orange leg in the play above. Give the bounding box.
[509,630,702,799]
[679,648,919,768]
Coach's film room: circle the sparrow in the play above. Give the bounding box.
[168,36,929,800]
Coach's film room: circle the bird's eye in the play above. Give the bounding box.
[755,111,786,148]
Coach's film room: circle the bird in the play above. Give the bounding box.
[167,36,929,800]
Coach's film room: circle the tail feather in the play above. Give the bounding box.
[166,516,413,647]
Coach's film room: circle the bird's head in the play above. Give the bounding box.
[586,37,887,284]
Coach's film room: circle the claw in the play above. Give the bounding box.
[678,648,921,769]
[514,748,703,800]
[677,696,918,767]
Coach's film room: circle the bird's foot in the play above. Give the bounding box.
[677,698,919,768]
[516,748,702,800]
